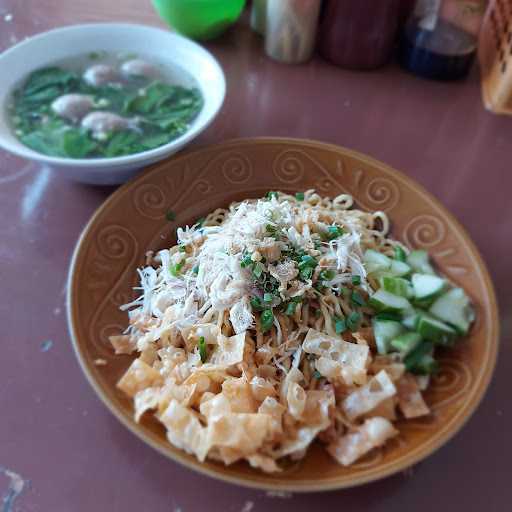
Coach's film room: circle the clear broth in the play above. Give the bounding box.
[9,51,204,159]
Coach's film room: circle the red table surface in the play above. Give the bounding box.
[0,1,510,511]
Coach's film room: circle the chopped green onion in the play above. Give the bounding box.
[295,192,305,201]
[334,316,347,334]
[198,336,207,363]
[300,255,317,267]
[312,370,322,379]
[253,262,264,279]
[263,292,273,303]
[195,217,205,227]
[300,267,314,280]
[326,225,344,240]
[169,261,184,277]
[286,248,306,263]
[394,246,407,262]
[165,210,176,222]
[351,275,361,286]
[347,311,361,331]
[314,282,326,292]
[265,224,280,239]
[284,303,296,315]
[192,265,199,275]
[250,297,265,311]
[240,254,253,268]
[298,255,317,281]
[351,290,366,307]
[260,309,274,333]
[263,278,279,293]
[266,191,279,200]
[179,245,187,252]
[284,301,298,315]
[319,269,335,281]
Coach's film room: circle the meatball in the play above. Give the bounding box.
[51,94,94,122]
[81,112,132,140]
[120,59,160,79]
[83,64,119,86]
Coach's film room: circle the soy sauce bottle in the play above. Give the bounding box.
[398,0,486,80]
[318,0,402,70]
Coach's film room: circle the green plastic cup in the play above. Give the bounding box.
[152,0,246,41]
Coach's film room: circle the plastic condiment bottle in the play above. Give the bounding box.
[265,0,322,64]
[398,0,486,80]
[318,0,402,70]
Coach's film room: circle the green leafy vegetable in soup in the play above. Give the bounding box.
[9,55,203,159]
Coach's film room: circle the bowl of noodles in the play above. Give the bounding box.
[67,138,498,491]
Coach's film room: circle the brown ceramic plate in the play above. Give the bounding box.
[67,138,499,492]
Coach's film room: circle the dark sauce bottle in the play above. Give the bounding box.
[398,0,485,80]
[318,0,402,70]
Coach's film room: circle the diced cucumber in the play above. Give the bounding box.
[390,332,422,355]
[402,309,420,329]
[369,289,412,313]
[413,354,439,375]
[404,341,433,372]
[417,313,457,346]
[364,249,391,274]
[376,312,403,322]
[429,287,475,335]
[411,273,446,300]
[412,296,436,309]
[379,276,413,298]
[394,246,407,262]
[390,260,411,277]
[373,318,405,354]
[364,250,411,278]
[407,250,435,275]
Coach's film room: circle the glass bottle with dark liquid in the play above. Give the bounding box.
[318,0,402,70]
[399,0,485,80]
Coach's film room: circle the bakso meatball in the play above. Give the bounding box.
[81,112,132,140]
[120,59,160,79]
[83,64,119,86]
[51,94,94,122]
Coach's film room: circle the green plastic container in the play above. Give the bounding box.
[152,0,246,41]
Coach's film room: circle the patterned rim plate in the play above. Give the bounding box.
[67,138,499,492]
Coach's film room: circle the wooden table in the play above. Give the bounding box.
[0,1,509,510]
